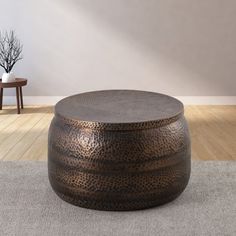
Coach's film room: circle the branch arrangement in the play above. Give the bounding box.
[0,30,23,73]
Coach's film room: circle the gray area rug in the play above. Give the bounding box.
[0,161,235,236]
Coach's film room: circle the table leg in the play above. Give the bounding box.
[16,87,20,114]
[19,87,24,109]
[0,88,3,110]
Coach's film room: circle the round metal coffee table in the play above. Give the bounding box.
[48,90,191,211]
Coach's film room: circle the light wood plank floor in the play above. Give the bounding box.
[0,106,235,161]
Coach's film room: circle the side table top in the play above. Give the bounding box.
[0,78,27,88]
[55,90,183,126]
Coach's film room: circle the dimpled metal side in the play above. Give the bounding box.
[48,112,191,211]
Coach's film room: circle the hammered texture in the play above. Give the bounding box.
[48,91,191,211]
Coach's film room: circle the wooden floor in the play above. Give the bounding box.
[0,106,235,161]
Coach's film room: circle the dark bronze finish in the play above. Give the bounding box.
[48,90,191,211]
[0,78,27,114]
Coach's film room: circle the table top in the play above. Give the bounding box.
[0,78,27,88]
[55,90,183,125]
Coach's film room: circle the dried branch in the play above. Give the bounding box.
[0,30,23,73]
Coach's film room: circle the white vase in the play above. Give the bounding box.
[2,72,16,83]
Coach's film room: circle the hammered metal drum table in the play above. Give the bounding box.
[48,90,191,211]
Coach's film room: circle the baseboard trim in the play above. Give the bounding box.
[3,96,65,105]
[2,96,236,105]
[175,96,236,105]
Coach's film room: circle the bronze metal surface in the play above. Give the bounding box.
[48,90,191,211]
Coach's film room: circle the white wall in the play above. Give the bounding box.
[0,0,236,97]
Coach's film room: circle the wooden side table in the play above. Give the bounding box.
[0,78,28,114]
